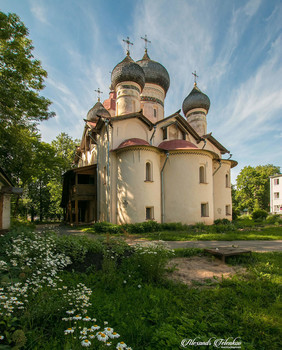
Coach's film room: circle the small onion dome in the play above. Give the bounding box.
[87,101,111,122]
[116,138,149,150]
[111,54,145,91]
[137,51,170,94]
[158,139,198,151]
[182,85,210,116]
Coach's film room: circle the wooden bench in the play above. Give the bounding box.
[204,247,252,263]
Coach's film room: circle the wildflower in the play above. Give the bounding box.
[106,342,112,346]
[89,333,95,339]
[0,335,4,340]
[138,285,141,288]
[104,327,114,334]
[73,315,82,320]
[64,328,74,334]
[96,332,108,342]
[109,331,120,339]
[83,316,91,321]
[104,321,108,325]
[123,280,127,284]
[81,339,91,347]
[66,310,75,314]
[91,325,100,331]
[116,342,127,349]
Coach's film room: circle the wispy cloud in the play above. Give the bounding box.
[29,0,49,25]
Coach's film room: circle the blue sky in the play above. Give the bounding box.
[1,0,282,182]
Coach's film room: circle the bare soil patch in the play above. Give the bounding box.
[166,256,245,287]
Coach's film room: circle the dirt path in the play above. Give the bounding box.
[36,224,282,252]
[127,239,282,252]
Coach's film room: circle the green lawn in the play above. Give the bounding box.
[1,226,281,350]
[140,225,282,241]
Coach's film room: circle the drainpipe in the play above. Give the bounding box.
[161,152,170,223]
[88,131,100,222]
[150,125,157,145]
[213,159,222,176]
[201,138,207,149]
[105,119,110,222]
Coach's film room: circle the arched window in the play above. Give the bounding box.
[145,162,152,181]
[199,166,205,183]
[225,173,229,187]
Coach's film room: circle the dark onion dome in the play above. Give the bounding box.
[111,54,145,90]
[158,139,198,151]
[182,84,210,116]
[136,50,170,94]
[87,101,111,122]
[115,138,150,150]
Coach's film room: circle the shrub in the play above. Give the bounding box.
[252,209,268,221]
[214,218,231,225]
[93,221,122,234]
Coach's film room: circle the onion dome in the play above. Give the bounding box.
[87,101,111,122]
[158,140,198,151]
[137,50,170,94]
[111,54,145,90]
[182,84,210,116]
[116,138,150,150]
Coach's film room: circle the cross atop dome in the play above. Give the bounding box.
[192,70,199,86]
[94,88,103,102]
[123,36,133,55]
[141,34,151,53]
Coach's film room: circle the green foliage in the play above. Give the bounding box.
[0,11,54,128]
[252,209,268,221]
[235,165,280,212]
[1,224,281,349]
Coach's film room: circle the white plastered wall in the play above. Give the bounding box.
[213,160,232,221]
[116,148,161,224]
[163,151,214,225]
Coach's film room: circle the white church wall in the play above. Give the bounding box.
[116,148,161,224]
[112,119,149,149]
[213,160,232,221]
[140,83,165,122]
[163,151,214,225]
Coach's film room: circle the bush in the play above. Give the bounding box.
[93,221,122,234]
[266,214,281,224]
[214,218,231,225]
[252,209,268,221]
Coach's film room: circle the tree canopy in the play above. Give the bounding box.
[0,11,54,128]
[235,164,280,212]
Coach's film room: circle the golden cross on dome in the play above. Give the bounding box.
[94,88,103,102]
[123,36,133,55]
[141,34,151,52]
[192,71,199,86]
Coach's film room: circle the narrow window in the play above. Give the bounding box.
[201,203,209,217]
[274,179,279,185]
[146,207,154,220]
[225,173,230,187]
[163,127,167,140]
[182,131,186,140]
[153,108,157,118]
[116,102,119,115]
[225,205,231,216]
[145,162,152,181]
[274,192,280,199]
[199,166,205,183]
[103,166,106,185]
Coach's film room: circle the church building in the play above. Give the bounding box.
[61,38,237,225]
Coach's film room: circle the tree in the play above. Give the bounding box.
[235,165,280,212]
[0,11,54,129]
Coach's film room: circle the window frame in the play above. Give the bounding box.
[201,203,209,217]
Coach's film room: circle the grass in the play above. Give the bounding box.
[78,218,282,241]
[1,225,281,349]
[141,225,282,241]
